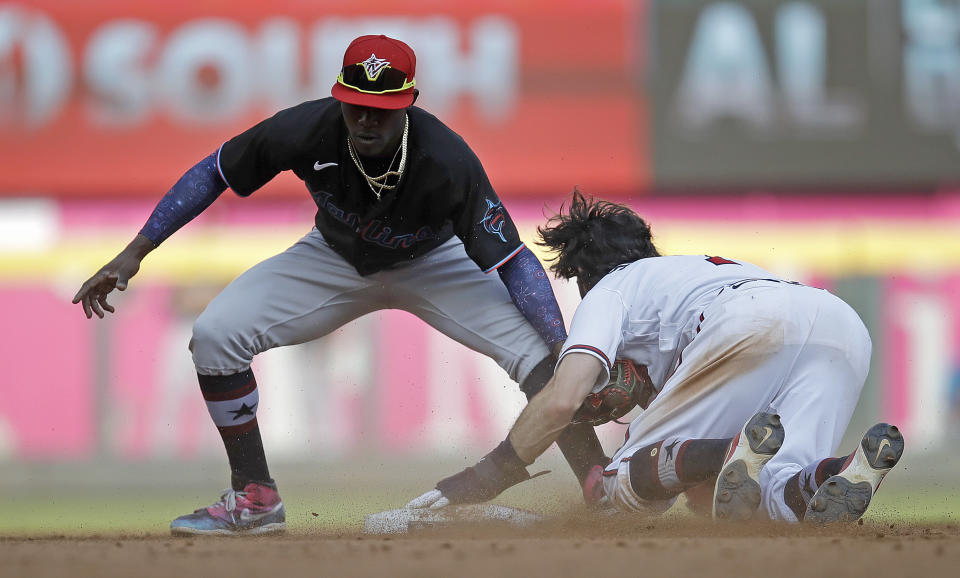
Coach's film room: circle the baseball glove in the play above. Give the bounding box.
[571,359,656,426]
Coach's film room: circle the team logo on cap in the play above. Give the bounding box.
[361,54,391,81]
[479,198,507,243]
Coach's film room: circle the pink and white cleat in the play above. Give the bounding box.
[170,482,286,536]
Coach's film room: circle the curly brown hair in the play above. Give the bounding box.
[537,189,660,290]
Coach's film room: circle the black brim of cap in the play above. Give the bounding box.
[331,83,415,110]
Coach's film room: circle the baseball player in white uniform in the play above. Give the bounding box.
[409,190,904,524]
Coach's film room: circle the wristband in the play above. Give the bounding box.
[435,438,534,504]
[485,438,531,472]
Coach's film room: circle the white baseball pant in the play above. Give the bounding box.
[603,281,871,521]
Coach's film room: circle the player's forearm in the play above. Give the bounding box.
[138,150,228,246]
[507,383,580,463]
[497,246,567,348]
[121,233,158,261]
[510,353,606,464]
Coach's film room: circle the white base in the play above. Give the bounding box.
[362,504,544,535]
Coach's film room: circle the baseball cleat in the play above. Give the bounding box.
[713,412,785,521]
[170,482,286,536]
[804,423,904,524]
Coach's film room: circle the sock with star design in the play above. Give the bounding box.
[627,437,732,500]
[198,369,273,491]
[782,456,849,520]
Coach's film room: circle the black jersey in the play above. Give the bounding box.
[217,98,523,276]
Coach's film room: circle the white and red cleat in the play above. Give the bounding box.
[805,423,904,524]
[713,412,785,521]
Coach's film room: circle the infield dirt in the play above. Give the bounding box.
[3,517,957,578]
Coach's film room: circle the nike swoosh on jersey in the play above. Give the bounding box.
[314,161,338,171]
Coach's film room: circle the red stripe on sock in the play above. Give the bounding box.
[814,459,830,485]
[217,417,259,437]
[203,380,257,402]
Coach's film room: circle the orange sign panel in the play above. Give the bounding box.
[0,1,647,198]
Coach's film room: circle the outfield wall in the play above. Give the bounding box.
[4,0,960,197]
[1,194,958,464]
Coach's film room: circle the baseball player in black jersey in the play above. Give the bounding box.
[72,35,606,535]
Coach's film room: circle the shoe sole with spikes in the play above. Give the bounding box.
[804,423,904,525]
[713,412,785,521]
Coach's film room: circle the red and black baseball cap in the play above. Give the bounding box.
[331,35,417,110]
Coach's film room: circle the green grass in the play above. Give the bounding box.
[1,483,956,536]
[866,487,960,524]
[0,484,428,535]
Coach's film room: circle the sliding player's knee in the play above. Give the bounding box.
[627,443,687,502]
[605,461,674,516]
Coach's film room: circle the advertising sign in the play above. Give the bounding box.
[0,1,645,197]
[650,0,960,188]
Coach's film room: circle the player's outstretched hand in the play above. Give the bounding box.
[406,464,511,510]
[72,235,155,319]
[73,257,140,318]
[406,488,450,510]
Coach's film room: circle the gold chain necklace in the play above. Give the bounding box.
[347,114,409,201]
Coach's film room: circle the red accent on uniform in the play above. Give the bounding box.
[724,433,740,463]
[217,418,260,437]
[201,379,257,402]
[838,452,856,474]
[813,458,830,485]
[485,244,525,273]
[705,256,738,266]
[565,345,612,370]
[603,456,631,477]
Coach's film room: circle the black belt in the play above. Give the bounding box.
[717,277,802,296]
[729,277,802,289]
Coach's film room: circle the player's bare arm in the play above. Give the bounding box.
[508,353,604,463]
[407,353,603,509]
[72,234,155,319]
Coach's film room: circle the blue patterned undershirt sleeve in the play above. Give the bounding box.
[138,151,228,245]
[497,246,568,348]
